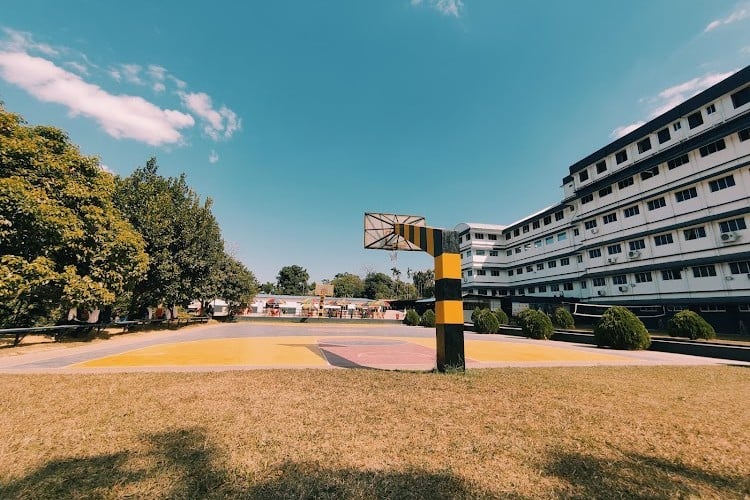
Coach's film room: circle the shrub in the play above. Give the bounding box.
[593,306,651,350]
[667,310,716,340]
[519,309,554,339]
[419,309,436,328]
[551,307,575,329]
[493,308,508,326]
[404,309,421,326]
[475,309,499,334]
[471,307,482,324]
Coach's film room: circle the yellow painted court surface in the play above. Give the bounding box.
[72,336,629,369]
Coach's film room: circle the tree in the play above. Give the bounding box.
[276,265,309,295]
[114,158,224,313]
[331,272,364,298]
[260,282,277,294]
[363,272,394,299]
[412,269,435,298]
[0,106,148,327]
[211,254,258,314]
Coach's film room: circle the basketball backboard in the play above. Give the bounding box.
[364,212,426,251]
[314,284,334,297]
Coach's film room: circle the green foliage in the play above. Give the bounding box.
[419,309,436,327]
[404,309,421,326]
[471,307,482,324]
[276,265,310,295]
[493,308,508,326]
[411,269,435,298]
[0,105,148,327]
[212,255,258,314]
[332,272,364,298]
[260,282,277,294]
[594,306,651,350]
[667,310,716,340]
[475,309,499,334]
[363,272,395,299]
[518,309,554,339]
[551,307,575,329]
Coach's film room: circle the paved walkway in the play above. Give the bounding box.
[0,323,745,373]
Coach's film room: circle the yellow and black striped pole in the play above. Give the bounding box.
[395,223,464,372]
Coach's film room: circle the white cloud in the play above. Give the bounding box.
[705,5,750,32]
[411,0,464,17]
[0,51,194,146]
[178,91,241,141]
[65,61,88,75]
[741,46,750,54]
[1,27,58,56]
[208,150,219,164]
[99,163,115,174]
[610,70,736,139]
[153,82,166,92]
[119,63,143,85]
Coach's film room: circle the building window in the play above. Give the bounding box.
[579,170,589,182]
[516,268,523,275]
[699,138,726,157]
[476,250,485,256]
[654,233,674,246]
[505,233,511,240]
[576,255,583,263]
[667,154,689,170]
[593,277,606,287]
[475,233,484,239]
[629,239,645,251]
[637,137,652,154]
[527,287,535,294]
[584,219,597,230]
[683,227,706,240]
[532,220,540,229]
[687,111,704,129]
[589,248,602,258]
[719,218,747,233]
[662,269,682,280]
[533,240,542,248]
[514,228,520,237]
[732,86,750,108]
[560,257,570,266]
[550,284,560,292]
[693,265,717,278]
[491,269,500,276]
[537,263,544,270]
[623,205,640,218]
[740,304,750,312]
[545,236,554,245]
[508,270,514,276]
[607,244,622,255]
[478,289,488,295]
[657,127,671,144]
[538,285,546,292]
[700,305,726,312]
[522,225,530,234]
[490,250,499,256]
[640,166,659,180]
[581,193,594,204]
[612,275,627,285]
[580,280,587,289]
[673,121,682,131]
[647,197,666,210]
[615,150,628,164]
[466,250,472,257]
[599,186,613,198]
[467,270,473,277]
[709,175,735,192]
[515,247,522,254]
[488,234,497,240]
[557,232,567,241]
[739,127,750,142]
[526,266,533,273]
[635,272,653,283]
[564,282,574,291]
[706,103,716,114]
[476,269,486,276]
[603,213,617,224]
[618,177,634,189]
[543,215,552,225]
[555,210,564,221]
[675,187,698,203]
[729,261,750,274]
[506,250,512,256]
[547,260,557,268]
[596,160,607,173]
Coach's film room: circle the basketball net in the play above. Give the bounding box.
[390,250,398,262]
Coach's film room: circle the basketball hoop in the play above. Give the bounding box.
[390,250,398,262]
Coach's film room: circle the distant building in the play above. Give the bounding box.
[457,65,750,332]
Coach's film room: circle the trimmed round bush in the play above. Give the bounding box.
[404,309,421,326]
[551,307,575,329]
[471,307,482,324]
[593,306,651,350]
[475,309,499,334]
[419,309,436,327]
[667,310,716,340]
[493,308,508,326]
[519,309,554,339]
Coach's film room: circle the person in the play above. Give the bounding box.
[206,304,214,318]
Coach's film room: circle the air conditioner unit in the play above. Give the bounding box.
[607,257,618,264]
[597,290,606,296]
[628,250,641,259]
[721,231,739,243]
[725,275,735,281]
[590,228,599,234]
[619,285,629,292]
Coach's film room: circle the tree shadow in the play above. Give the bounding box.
[544,449,749,498]
[0,427,500,499]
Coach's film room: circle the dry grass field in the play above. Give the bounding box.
[0,366,748,499]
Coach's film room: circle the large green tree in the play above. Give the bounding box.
[363,272,395,299]
[412,269,435,298]
[276,265,309,295]
[331,272,364,298]
[210,254,259,314]
[114,158,224,313]
[0,106,148,327]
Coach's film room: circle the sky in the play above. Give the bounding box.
[2,1,750,284]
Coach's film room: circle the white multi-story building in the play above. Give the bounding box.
[457,66,750,331]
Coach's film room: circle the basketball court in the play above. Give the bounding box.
[0,322,740,373]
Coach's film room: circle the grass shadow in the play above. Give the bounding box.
[544,449,749,498]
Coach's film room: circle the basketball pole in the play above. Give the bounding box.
[395,223,465,372]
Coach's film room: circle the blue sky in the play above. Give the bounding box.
[2,1,750,284]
